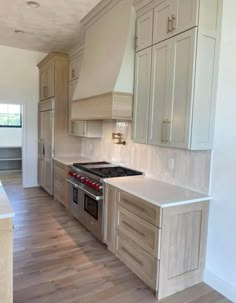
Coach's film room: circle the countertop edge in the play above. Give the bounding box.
[104,178,211,208]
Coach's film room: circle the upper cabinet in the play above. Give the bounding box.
[39,61,55,101]
[68,45,103,138]
[153,0,199,44]
[133,0,222,150]
[136,11,153,51]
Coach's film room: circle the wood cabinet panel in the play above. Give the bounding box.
[118,190,161,227]
[115,231,159,291]
[158,202,209,299]
[39,61,55,101]
[116,206,161,258]
[53,160,69,208]
[104,185,116,251]
[0,219,13,303]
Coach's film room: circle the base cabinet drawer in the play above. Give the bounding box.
[118,190,161,227]
[115,231,159,291]
[116,206,161,258]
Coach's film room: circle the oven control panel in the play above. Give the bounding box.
[68,172,102,192]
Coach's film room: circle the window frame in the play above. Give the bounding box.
[0,104,22,128]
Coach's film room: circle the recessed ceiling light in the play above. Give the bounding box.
[26,1,40,8]
[14,30,25,34]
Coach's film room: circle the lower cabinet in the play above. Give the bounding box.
[53,160,69,209]
[0,218,13,303]
[104,184,209,300]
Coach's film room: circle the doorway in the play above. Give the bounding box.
[0,103,23,185]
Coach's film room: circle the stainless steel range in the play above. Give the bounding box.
[66,162,143,241]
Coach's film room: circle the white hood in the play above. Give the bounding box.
[71,0,136,120]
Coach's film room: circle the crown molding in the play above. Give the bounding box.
[81,0,134,32]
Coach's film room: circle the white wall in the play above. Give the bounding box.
[0,45,46,187]
[81,121,211,194]
[204,1,236,302]
[0,127,22,147]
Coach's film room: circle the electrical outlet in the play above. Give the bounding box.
[89,143,93,152]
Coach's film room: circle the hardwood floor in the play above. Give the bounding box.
[2,182,232,303]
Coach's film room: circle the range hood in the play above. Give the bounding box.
[71,0,136,120]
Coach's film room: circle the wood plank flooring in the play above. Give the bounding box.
[2,181,232,303]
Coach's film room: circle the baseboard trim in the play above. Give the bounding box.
[204,268,236,302]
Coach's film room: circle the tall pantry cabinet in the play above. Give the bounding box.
[37,53,71,195]
[133,0,222,150]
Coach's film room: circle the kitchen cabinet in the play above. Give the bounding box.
[0,218,13,303]
[38,52,81,195]
[104,184,209,300]
[54,160,69,209]
[133,0,221,150]
[38,100,54,195]
[68,48,103,138]
[148,28,196,147]
[39,61,55,101]
[136,10,153,51]
[132,47,152,144]
[152,0,198,44]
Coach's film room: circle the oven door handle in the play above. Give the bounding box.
[66,179,103,201]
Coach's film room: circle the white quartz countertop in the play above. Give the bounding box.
[104,176,211,208]
[53,155,94,166]
[0,182,14,219]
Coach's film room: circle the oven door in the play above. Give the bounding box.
[67,178,103,241]
[79,191,103,241]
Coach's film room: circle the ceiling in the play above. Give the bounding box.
[0,0,101,53]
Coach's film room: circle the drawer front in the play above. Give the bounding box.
[115,231,159,291]
[118,190,161,227]
[116,206,160,258]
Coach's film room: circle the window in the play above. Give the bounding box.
[0,104,22,128]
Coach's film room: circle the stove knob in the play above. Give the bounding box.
[68,171,73,177]
[94,184,100,191]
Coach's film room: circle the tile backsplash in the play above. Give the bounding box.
[81,121,211,194]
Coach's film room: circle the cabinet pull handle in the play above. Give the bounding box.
[167,17,173,33]
[171,14,176,30]
[72,68,75,79]
[161,120,167,143]
[122,221,145,238]
[121,246,143,266]
[43,86,46,98]
[165,120,171,143]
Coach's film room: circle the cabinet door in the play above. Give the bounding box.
[132,48,152,144]
[46,61,55,99]
[153,0,173,44]
[153,0,199,44]
[69,57,80,81]
[38,112,44,187]
[172,0,199,36]
[43,110,54,195]
[136,11,153,51]
[167,28,197,148]
[148,40,172,145]
[39,68,47,101]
